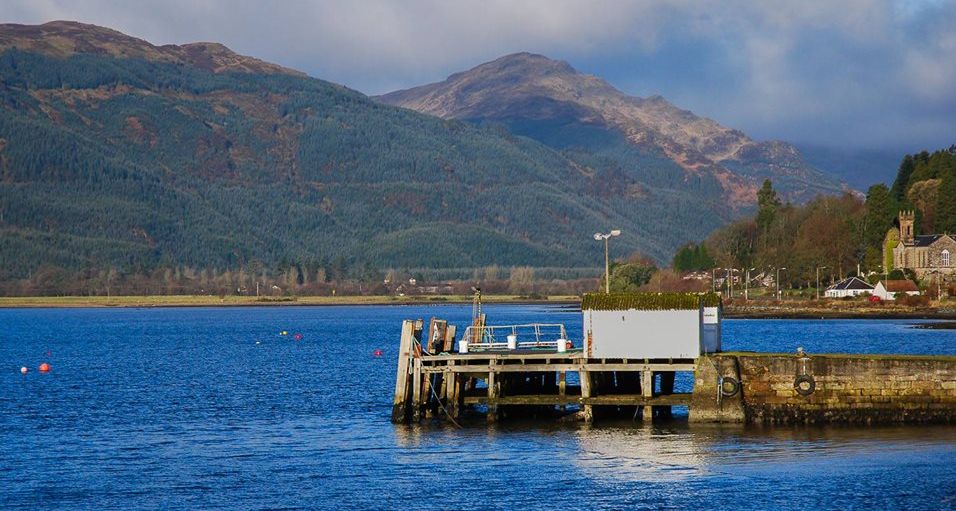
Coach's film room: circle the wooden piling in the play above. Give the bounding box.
[641,369,654,421]
[487,362,498,423]
[391,320,415,423]
[412,357,423,422]
[580,370,593,423]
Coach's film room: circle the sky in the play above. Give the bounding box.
[5,0,956,152]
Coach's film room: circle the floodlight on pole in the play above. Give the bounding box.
[594,230,621,294]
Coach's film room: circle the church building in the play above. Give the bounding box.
[889,211,956,278]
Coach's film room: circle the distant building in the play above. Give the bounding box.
[888,211,956,278]
[873,280,920,301]
[824,277,874,298]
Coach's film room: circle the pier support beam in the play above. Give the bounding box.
[487,363,498,423]
[641,370,654,421]
[391,320,415,423]
[580,370,593,422]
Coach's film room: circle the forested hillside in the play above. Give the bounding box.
[691,146,956,288]
[0,21,740,294]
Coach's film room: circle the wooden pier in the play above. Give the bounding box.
[392,319,696,424]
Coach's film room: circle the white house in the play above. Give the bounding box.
[824,277,874,298]
[873,280,920,301]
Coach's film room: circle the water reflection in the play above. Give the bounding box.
[572,422,717,482]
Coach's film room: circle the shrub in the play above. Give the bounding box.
[902,294,930,307]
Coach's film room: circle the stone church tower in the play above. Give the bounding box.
[899,210,915,245]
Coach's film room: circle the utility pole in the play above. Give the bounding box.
[745,267,756,300]
[776,267,787,300]
[816,266,827,300]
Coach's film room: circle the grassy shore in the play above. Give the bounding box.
[0,294,580,308]
[1,295,954,320]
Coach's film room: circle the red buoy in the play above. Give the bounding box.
[38,362,51,373]
[373,349,383,357]
[294,333,303,341]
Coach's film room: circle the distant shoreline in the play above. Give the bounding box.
[0,295,579,309]
[1,295,955,320]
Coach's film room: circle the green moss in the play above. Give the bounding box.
[581,292,721,311]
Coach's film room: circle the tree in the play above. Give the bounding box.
[672,243,716,272]
[756,179,781,232]
[509,266,535,294]
[863,184,897,250]
[891,154,916,202]
[608,262,656,292]
[936,168,956,233]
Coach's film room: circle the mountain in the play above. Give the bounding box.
[378,52,849,207]
[0,22,755,283]
[796,144,903,190]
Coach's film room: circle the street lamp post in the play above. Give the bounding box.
[594,230,621,294]
[816,266,828,300]
[727,268,738,299]
[745,267,756,300]
[776,267,787,300]
[711,267,723,294]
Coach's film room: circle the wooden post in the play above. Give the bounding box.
[426,318,448,354]
[412,357,423,422]
[580,369,593,423]
[410,320,425,422]
[442,325,457,353]
[391,320,415,423]
[451,371,463,420]
[641,369,654,421]
[487,363,498,423]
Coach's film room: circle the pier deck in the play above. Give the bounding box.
[393,319,695,423]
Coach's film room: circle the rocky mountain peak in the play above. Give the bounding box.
[378,53,849,206]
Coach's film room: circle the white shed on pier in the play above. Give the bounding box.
[582,293,722,359]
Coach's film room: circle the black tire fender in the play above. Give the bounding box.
[794,374,816,396]
[720,376,740,397]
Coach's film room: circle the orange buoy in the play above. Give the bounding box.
[20,366,28,374]
[38,362,50,373]
[293,333,303,341]
[373,349,383,357]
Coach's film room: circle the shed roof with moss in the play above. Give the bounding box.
[581,292,721,311]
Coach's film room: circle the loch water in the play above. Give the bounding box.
[1,305,955,510]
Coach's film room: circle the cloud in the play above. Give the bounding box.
[3,0,955,151]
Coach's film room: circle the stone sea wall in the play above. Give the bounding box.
[691,352,956,424]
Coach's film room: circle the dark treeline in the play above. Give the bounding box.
[0,263,602,297]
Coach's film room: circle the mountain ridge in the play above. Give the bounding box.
[0,20,306,76]
[378,52,849,206]
[0,22,748,281]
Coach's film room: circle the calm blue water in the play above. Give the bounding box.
[1,305,954,510]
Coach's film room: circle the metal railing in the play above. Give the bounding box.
[460,323,570,352]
